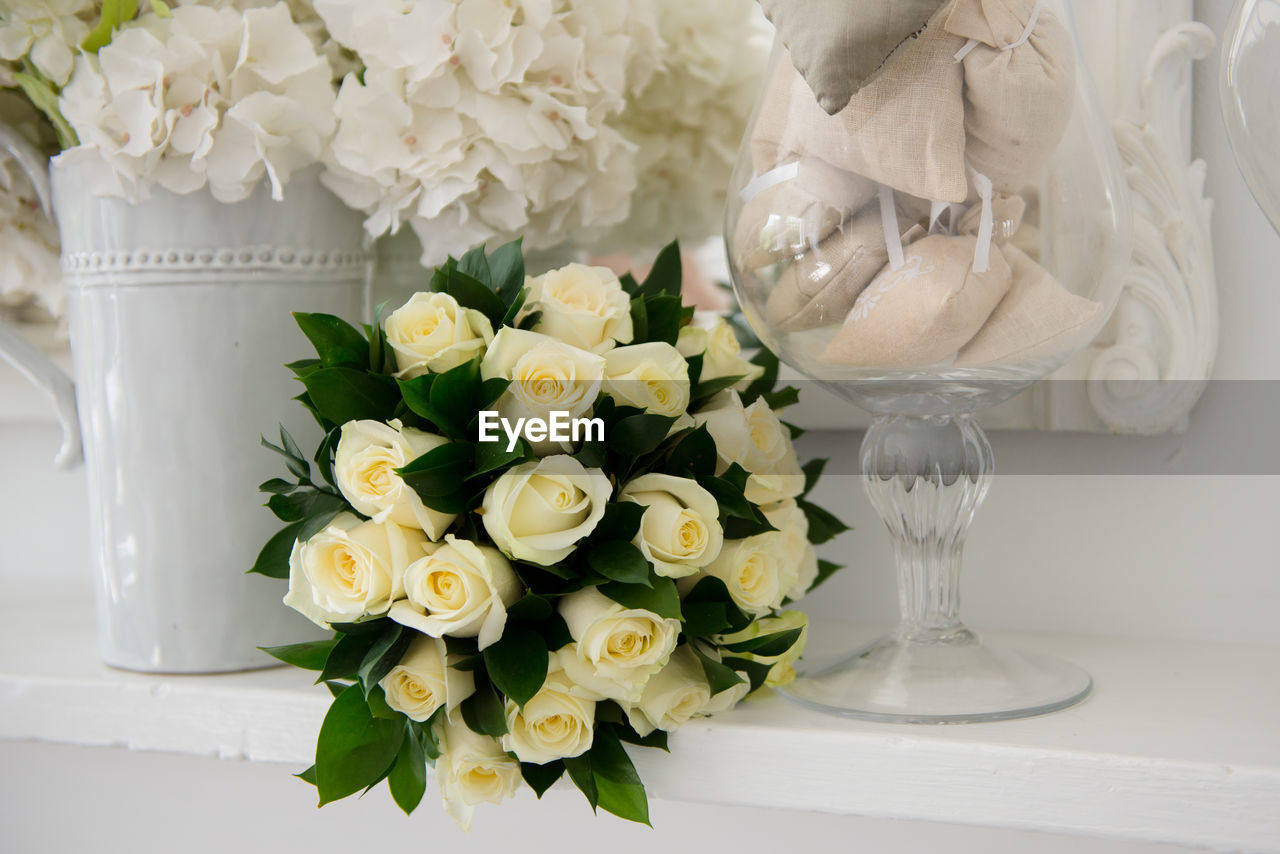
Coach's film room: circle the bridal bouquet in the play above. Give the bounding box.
[253,240,847,828]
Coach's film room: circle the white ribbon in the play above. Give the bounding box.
[928,200,950,235]
[879,184,905,271]
[738,161,800,203]
[971,170,995,274]
[954,0,1045,61]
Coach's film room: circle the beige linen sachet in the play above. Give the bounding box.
[820,233,1012,368]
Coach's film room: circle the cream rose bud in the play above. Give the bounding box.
[624,645,712,737]
[521,263,634,354]
[693,390,805,506]
[284,514,427,628]
[385,291,494,378]
[676,314,765,391]
[482,455,611,566]
[603,342,691,417]
[480,327,605,425]
[619,473,723,578]
[558,587,680,701]
[762,500,820,600]
[334,419,456,540]
[502,663,596,764]
[703,531,796,616]
[388,535,522,650]
[719,611,809,688]
[437,719,522,831]
[380,634,475,722]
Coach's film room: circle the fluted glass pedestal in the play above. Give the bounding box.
[783,415,1092,723]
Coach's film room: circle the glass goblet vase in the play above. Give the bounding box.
[1221,0,1280,235]
[725,0,1131,722]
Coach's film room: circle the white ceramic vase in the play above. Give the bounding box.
[0,151,370,672]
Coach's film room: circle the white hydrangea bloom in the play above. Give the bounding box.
[172,0,360,80]
[603,0,770,252]
[314,0,661,267]
[56,2,336,203]
[0,0,94,87]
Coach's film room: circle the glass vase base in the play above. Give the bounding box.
[781,633,1092,724]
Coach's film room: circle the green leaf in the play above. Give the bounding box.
[483,625,548,709]
[82,0,140,53]
[259,477,296,495]
[296,765,317,786]
[722,514,777,539]
[521,761,564,798]
[721,627,805,657]
[640,241,682,299]
[460,677,509,738]
[302,368,400,426]
[587,726,650,826]
[618,272,641,297]
[599,577,682,620]
[643,295,684,347]
[357,624,412,695]
[387,723,428,814]
[297,508,345,542]
[458,245,492,289]
[588,541,651,586]
[294,312,370,369]
[681,577,752,636]
[446,268,507,328]
[260,638,337,671]
[500,287,529,328]
[762,386,801,410]
[562,754,598,810]
[472,437,530,478]
[593,502,646,542]
[266,490,344,524]
[488,238,525,302]
[629,295,648,342]
[314,427,342,491]
[249,521,302,578]
[319,632,380,682]
[689,643,746,697]
[506,594,553,623]
[664,424,716,478]
[365,684,400,720]
[799,499,850,545]
[12,72,76,148]
[699,473,757,521]
[315,684,405,806]
[149,1,172,18]
[616,726,669,752]
[608,414,677,456]
[261,434,310,482]
[397,442,474,504]
[739,348,780,406]
[690,373,746,404]
[801,458,827,498]
[808,559,843,595]
[285,358,323,379]
[429,356,483,436]
[725,656,775,692]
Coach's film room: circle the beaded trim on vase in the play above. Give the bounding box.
[62,245,371,275]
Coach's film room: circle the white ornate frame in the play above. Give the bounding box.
[784,0,1219,434]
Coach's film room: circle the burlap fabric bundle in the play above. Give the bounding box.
[945,0,1077,192]
[820,234,1012,368]
[764,199,929,331]
[749,9,969,203]
[955,244,1102,366]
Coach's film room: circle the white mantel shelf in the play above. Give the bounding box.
[2,593,1278,853]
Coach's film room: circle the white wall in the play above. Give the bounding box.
[0,3,1275,852]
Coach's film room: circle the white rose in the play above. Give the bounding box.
[702,531,794,616]
[385,291,494,378]
[762,500,819,600]
[693,390,804,505]
[437,718,522,832]
[481,328,606,451]
[334,419,456,540]
[619,473,723,578]
[379,633,475,722]
[481,455,611,566]
[677,314,764,391]
[719,610,809,688]
[283,514,427,628]
[521,263,634,354]
[501,662,596,764]
[624,645,712,737]
[603,342,690,417]
[388,535,522,650]
[557,587,680,702]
